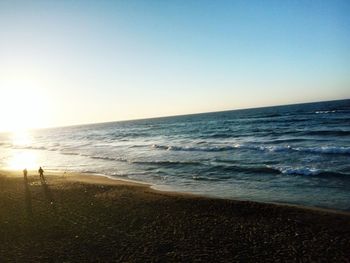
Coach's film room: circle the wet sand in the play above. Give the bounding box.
[0,170,349,262]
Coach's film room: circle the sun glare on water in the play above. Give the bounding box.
[6,131,39,171]
[12,130,32,146]
[1,72,51,171]
[7,151,38,170]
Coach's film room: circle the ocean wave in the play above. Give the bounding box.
[61,152,80,156]
[5,144,61,151]
[79,170,99,174]
[204,164,349,178]
[80,154,128,162]
[294,146,350,155]
[192,175,232,181]
[199,133,235,139]
[267,138,311,144]
[13,145,48,150]
[5,141,349,158]
[276,167,320,176]
[252,113,283,119]
[303,130,350,136]
[315,110,337,114]
[274,166,349,177]
[131,160,200,166]
[90,156,120,161]
[152,143,350,155]
[128,144,146,148]
[245,145,350,155]
[151,144,238,152]
[207,165,281,175]
[106,131,152,139]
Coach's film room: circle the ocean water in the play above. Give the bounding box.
[1,99,350,210]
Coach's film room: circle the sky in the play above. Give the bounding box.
[0,0,349,131]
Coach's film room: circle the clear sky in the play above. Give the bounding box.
[0,0,349,131]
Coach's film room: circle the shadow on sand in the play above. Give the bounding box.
[40,174,57,212]
[23,174,33,218]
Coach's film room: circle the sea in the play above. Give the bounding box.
[1,99,350,211]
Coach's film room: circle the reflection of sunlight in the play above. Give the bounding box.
[7,151,38,170]
[6,130,37,170]
[12,130,32,146]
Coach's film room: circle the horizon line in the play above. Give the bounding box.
[25,97,349,132]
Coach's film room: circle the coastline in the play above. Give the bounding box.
[54,170,350,215]
[0,169,349,261]
[3,168,349,215]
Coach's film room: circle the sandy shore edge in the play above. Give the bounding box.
[2,168,349,216]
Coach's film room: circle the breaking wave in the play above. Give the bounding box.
[152,143,350,155]
[273,166,349,178]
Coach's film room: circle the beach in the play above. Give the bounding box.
[2,100,349,211]
[0,170,349,262]
[1,0,349,261]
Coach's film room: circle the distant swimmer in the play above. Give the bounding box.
[38,166,44,180]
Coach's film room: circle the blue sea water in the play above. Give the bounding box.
[1,99,350,210]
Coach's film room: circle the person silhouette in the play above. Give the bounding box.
[23,168,28,178]
[38,166,44,180]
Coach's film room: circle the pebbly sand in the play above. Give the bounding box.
[0,170,349,262]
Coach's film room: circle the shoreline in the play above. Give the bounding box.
[2,168,349,215]
[69,172,350,216]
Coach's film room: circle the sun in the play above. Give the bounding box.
[0,87,50,132]
[0,66,52,132]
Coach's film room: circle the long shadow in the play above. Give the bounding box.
[23,174,33,218]
[40,174,57,212]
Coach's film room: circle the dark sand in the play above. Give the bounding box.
[0,170,349,262]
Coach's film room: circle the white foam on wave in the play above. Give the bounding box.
[295,146,350,155]
[152,143,350,155]
[315,110,337,114]
[243,145,291,152]
[254,145,350,155]
[274,166,320,176]
[244,144,349,155]
[151,144,239,152]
